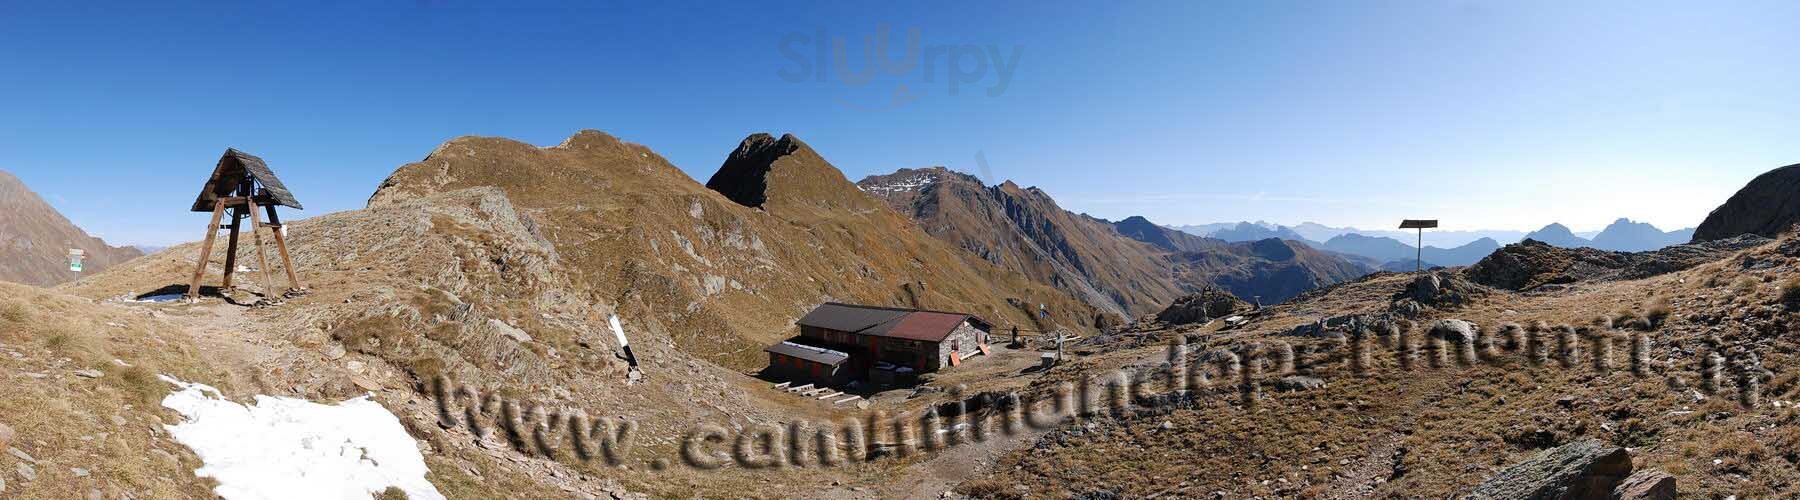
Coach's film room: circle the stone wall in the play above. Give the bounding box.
[934,321,988,369]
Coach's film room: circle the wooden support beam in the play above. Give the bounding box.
[186,200,227,299]
[220,208,242,289]
[265,204,302,291]
[244,197,278,300]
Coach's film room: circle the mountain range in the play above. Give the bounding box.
[5,130,1800,498]
[0,170,141,285]
[1173,217,1695,267]
[857,167,1370,317]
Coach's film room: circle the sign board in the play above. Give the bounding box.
[68,248,85,272]
[1398,219,1439,229]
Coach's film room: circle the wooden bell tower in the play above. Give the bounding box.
[185,149,305,301]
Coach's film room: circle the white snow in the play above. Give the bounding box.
[157,376,444,500]
[130,293,185,303]
[860,173,939,194]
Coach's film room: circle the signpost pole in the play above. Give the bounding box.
[1416,227,1423,272]
[1398,219,1439,273]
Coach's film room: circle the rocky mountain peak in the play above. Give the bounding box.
[1693,162,1800,242]
[1247,237,1298,261]
[704,133,807,208]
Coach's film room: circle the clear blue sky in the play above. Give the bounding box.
[3,1,1798,246]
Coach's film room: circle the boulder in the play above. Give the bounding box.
[1612,469,1676,500]
[1465,438,1632,500]
[1274,376,1326,392]
[1429,319,1477,343]
[1155,288,1251,325]
[1397,271,1485,306]
[1411,273,1442,302]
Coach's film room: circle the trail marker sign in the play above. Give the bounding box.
[68,248,85,272]
[1397,219,1439,272]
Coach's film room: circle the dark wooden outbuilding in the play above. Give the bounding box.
[764,341,853,386]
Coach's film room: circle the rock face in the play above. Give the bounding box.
[1693,162,1800,242]
[702,133,802,209]
[1155,288,1251,325]
[0,170,142,286]
[1465,438,1632,500]
[857,168,1184,317]
[1613,469,1676,500]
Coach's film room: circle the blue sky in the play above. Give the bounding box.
[3,1,1798,246]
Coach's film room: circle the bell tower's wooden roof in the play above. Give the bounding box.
[190,148,303,212]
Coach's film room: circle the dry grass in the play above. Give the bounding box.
[1732,276,1761,297]
[0,282,218,498]
[1644,296,1672,328]
[972,234,1800,498]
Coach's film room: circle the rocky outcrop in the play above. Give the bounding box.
[1397,271,1486,307]
[1465,438,1632,499]
[1465,236,1769,291]
[703,133,803,208]
[1155,287,1251,325]
[1693,162,1800,241]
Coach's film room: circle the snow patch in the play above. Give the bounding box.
[860,173,939,194]
[157,376,443,500]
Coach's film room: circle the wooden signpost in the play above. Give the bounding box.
[185,149,305,302]
[1398,219,1439,272]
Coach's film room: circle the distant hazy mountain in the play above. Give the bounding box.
[1521,223,1591,248]
[1319,233,1413,262]
[1182,220,1525,249]
[1319,233,1500,267]
[1424,237,1502,266]
[1172,222,1254,237]
[1380,259,1441,272]
[1180,219,1693,254]
[1589,218,1695,252]
[1522,220,1693,252]
[1206,222,1318,245]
